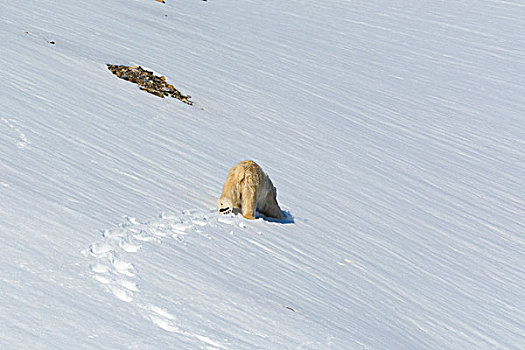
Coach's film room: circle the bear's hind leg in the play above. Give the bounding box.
[241,186,257,220]
[261,191,284,220]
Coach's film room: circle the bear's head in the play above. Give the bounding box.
[217,197,233,215]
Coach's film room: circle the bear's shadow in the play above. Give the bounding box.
[257,210,295,224]
[255,210,295,224]
[229,208,294,224]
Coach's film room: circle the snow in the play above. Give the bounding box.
[1,0,524,348]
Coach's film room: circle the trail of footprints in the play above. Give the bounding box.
[2,117,30,149]
[83,210,239,348]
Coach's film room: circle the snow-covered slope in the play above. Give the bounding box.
[1,0,524,348]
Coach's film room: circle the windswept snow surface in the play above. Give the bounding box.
[1,0,524,348]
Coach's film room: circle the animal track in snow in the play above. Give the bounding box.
[2,118,29,149]
[217,216,234,225]
[119,239,141,253]
[89,242,112,256]
[109,285,133,303]
[143,303,227,348]
[118,279,139,292]
[90,263,109,274]
[110,256,135,276]
[144,304,182,333]
[83,210,240,347]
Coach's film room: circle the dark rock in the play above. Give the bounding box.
[107,64,193,105]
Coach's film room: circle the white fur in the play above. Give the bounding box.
[217,160,284,220]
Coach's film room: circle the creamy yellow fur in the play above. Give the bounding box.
[217,160,284,220]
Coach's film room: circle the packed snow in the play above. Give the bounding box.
[1,0,524,349]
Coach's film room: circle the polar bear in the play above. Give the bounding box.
[217,160,284,220]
